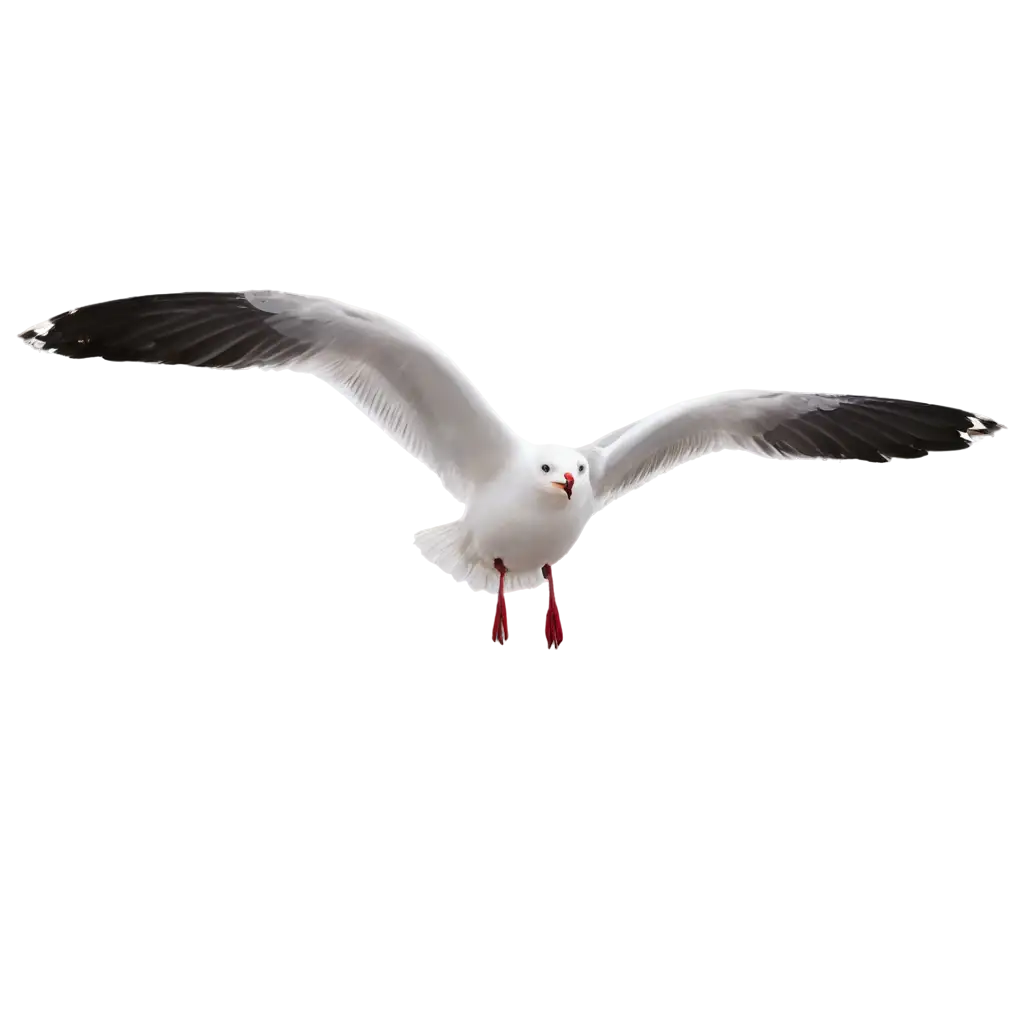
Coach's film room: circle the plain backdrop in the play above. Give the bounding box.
[2,9,1024,1024]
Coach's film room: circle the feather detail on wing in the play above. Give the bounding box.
[581,389,1004,506]
[20,291,518,500]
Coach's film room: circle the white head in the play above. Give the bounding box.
[518,444,592,506]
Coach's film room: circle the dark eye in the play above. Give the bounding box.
[541,463,551,473]
[578,463,585,473]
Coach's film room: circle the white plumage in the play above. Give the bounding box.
[20,290,1005,646]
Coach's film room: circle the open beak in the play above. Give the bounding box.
[552,471,574,499]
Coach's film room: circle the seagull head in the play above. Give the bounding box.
[528,445,590,504]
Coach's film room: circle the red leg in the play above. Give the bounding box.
[492,558,509,644]
[542,563,563,649]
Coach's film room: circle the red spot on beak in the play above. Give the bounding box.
[551,471,574,499]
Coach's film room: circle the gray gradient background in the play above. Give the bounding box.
[2,9,1024,1024]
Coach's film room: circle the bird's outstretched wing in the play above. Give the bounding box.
[581,389,1004,507]
[20,291,519,500]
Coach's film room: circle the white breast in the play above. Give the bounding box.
[464,483,593,573]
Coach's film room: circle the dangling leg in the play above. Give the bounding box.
[491,558,509,644]
[541,563,564,649]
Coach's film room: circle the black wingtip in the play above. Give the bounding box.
[15,293,289,368]
[761,395,1006,464]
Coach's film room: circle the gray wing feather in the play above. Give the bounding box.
[20,290,519,500]
[582,389,1003,506]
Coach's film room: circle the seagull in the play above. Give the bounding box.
[20,291,1005,648]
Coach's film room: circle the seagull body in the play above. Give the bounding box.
[458,446,593,580]
[20,291,1004,647]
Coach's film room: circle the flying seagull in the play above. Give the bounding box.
[20,291,1004,648]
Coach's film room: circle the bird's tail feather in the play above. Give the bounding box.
[413,521,543,593]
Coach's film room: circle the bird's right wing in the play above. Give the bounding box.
[21,291,519,501]
[582,389,1004,507]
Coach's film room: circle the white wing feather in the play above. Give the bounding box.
[22,290,521,502]
[246,293,519,500]
[585,387,839,499]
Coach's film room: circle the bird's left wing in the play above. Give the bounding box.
[20,291,519,500]
[581,389,1004,507]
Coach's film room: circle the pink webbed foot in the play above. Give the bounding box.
[492,558,509,644]
[542,563,564,649]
